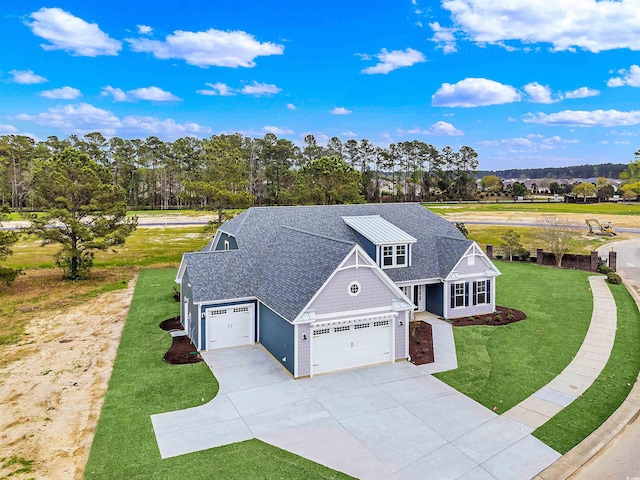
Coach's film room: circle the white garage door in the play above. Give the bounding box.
[206,304,254,350]
[311,317,393,375]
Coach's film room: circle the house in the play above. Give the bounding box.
[176,203,500,378]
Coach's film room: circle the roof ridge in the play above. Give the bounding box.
[280,225,355,246]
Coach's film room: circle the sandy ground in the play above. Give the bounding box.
[434,209,640,229]
[0,276,137,480]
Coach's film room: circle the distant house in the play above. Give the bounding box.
[177,203,500,377]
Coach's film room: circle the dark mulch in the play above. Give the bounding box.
[409,321,434,365]
[451,305,527,327]
[163,335,203,364]
[159,316,182,331]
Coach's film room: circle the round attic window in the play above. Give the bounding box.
[348,281,361,297]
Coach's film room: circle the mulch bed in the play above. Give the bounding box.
[163,336,203,364]
[159,316,182,331]
[159,316,203,364]
[409,321,434,366]
[451,305,527,327]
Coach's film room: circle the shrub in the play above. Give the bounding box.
[506,310,515,321]
[494,313,502,322]
[468,316,476,322]
[599,265,614,274]
[607,272,622,284]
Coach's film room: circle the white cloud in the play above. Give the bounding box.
[607,65,640,87]
[17,102,210,139]
[121,116,210,138]
[17,103,122,135]
[440,0,640,53]
[128,86,181,101]
[361,48,426,74]
[480,134,578,152]
[137,25,153,35]
[524,109,640,127]
[240,82,281,96]
[408,121,464,136]
[286,103,296,110]
[331,107,352,115]
[126,28,284,68]
[429,22,458,54]
[426,121,463,136]
[342,131,357,137]
[101,86,128,102]
[432,77,521,107]
[196,82,236,96]
[0,124,18,134]
[262,126,294,135]
[565,87,600,99]
[28,7,121,56]
[40,86,82,99]
[101,85,180,101]
[523,82,558,104]
[9,69,48,84]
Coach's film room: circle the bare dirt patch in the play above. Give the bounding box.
[0,276,137,480]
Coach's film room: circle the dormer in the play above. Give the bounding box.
[342,215,417,269]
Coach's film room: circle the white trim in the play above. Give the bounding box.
[195,296,257,306]
[445,241,501,281]
[176,256,188,283]
[395,278,441,286]
[348,281,361,297]
[311,312,397,328]
[210,229,222,251]
[293,323,299,378]
[311,305,400,321]
[405,311,410,360]
[292,244,414,323]
[224,240,230,250]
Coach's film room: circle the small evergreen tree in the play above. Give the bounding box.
[22,148,137,280]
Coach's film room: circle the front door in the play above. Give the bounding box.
[413,285,426,311]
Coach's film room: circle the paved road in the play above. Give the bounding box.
[571,239,640,480]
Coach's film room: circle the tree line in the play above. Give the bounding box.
[476,163,627,181]
[0,133,480,212]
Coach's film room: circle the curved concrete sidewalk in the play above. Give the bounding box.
[504,276,617,429]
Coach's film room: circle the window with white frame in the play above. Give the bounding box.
[381,244,408,268]
[382,246,394,266]
[396,245,406,266]
[454,283,465,307]
[476,280,487,304]
[224,240,230,250]
[348,281,361,296]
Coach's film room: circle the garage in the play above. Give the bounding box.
[205,304,255,350]
[310,314,395,376]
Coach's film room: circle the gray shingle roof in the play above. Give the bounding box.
[184,203,472,320]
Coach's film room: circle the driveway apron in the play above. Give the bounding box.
[151,345,560,480]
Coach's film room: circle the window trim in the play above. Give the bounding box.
[348,281,361,297]
[224,240,230,251]
[380,243,409,269]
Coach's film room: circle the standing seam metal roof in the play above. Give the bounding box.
[341,215,417,245]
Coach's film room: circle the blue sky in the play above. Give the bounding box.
[1,0,639,170]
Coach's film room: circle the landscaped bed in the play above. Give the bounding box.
[84,269,351,480]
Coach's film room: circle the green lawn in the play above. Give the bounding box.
[425,201,640,216]
[435,262,594,413]
[5,227,210,270]
[84,269,351,480]
[533,283,640,453]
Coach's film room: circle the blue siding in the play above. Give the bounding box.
[200,299,258,350]
[214,232,238,251]
[352,231,376,262]
[259,303,294,375]
[426,283,444,316]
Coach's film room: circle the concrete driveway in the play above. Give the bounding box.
[152,345,560,480]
